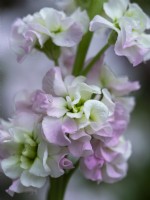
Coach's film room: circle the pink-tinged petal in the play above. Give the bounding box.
[53,22,83,47]
[86,56,104,85]
[47,97,67,118]
[62,117,77,134]
[0,129,11,142]
[114,20,150,66]
[104,163,125,181]
[118,96,135,113]
[93,123,113,139]
[100,65,140,96]
[69,130,92,157]
[31,90,52,114]
[12,112,40,133]
[80,157,103,182]
[70,129,91,141]
[42,67,67,96]
[110,78,140,96]
[100,147,118,162]
[111,139,132,160]
[84,156,99,170]
[90,15,118,32]
[6,179,36,196]
[42,117,70,146]
[60,157,74,170]
[14,90,32,113]
[69,139,93,157]
[11,19,36,62]
[47,156,64,178]
[70,8,89,34]
[81,137,131,183]
[115,39,147,66]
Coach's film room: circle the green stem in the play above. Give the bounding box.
[81,43,110,76]
[47,175,68,200]
[72,0,106,76]
[47,162,79,200]
[72,32,93,76]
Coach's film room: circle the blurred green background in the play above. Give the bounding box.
[0,0,150,200]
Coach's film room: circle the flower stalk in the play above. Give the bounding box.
[47,162,79,200]
[72,0,106,76]
[81,42,110,76]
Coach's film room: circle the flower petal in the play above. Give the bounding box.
[104,0,129,20]
[90,15,118,32]
[20,170,46,188]
[42,117,70,146]
[42,67,67,96]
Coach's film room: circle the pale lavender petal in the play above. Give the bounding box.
[90,15,118,32]
[60,157,74,169]
[6,179,36,196]
[53,22,83,47]
[31,90,52,114]
[47,97,67,118]
[42,117,70,146]
[42,67,67,96]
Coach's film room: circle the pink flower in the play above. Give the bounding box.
[99,65,140,96]
[15,90,52,114]
[41,67,114,157]
[80,137,131,183]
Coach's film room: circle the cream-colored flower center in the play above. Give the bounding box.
[20,134,38,169]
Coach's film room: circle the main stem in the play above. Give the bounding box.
[47,175,69,200]
[81,43,110,76]
[72,0,106,76]
[47,162,79,200]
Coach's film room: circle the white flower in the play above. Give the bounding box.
[0,112,68,195]
[11,7,89,61]
[90,0,150,66]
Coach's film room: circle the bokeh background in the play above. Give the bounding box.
[0,0,150,199]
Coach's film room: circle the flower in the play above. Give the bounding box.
[11,18,37,62]
[42,68,112,129]
[99,65,140,97]
[80,137,132,183]
[11,7,89,61]
[15,89,52,114]
[41,67,115,157]
[0,112,71,195]
[99,64,140,113]
[85,64,140,145]
[90,0,150,66]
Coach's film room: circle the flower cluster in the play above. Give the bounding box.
[0,0,146,197]
[11,7,89,62]
[0,64,139,195]
[90,0,150,66]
